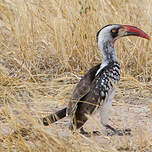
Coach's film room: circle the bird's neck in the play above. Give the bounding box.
[98,40,118,67]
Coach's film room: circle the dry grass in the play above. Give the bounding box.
[0,0,152,151]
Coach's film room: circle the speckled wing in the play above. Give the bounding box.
[67,64,101,116]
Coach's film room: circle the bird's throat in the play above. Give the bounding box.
[96,40,118,75]
[101,40,118,65]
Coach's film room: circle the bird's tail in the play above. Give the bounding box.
[42,107,67,126]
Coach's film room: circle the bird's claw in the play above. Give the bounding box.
[92,130,101,136]
[123,128,131,135]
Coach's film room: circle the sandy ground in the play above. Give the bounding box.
[0,77,152,151]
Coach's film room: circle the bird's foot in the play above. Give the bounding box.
[105,125,131,136]
[106,128,131,136]
[80,128,101,137]
[79,128,91,137]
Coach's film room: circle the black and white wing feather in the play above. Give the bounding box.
[67,61,120,129]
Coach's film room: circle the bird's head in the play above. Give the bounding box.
[97,24,150,63]
[97,24,150,46]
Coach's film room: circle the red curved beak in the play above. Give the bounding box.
[121,25,150,40]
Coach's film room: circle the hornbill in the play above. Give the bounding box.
[42,24,150,136]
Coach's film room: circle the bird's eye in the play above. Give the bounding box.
[111,28,119,38]
[111,29,116,33]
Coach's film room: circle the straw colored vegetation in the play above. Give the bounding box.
[0,0,152,151]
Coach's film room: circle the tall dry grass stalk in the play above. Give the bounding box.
[0,0,152,151]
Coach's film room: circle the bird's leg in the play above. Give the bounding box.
[101,106,131,136]
[105,124,131,136]
[69,115,92,137]
[100,99,131,136]
[105,124,122,136]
